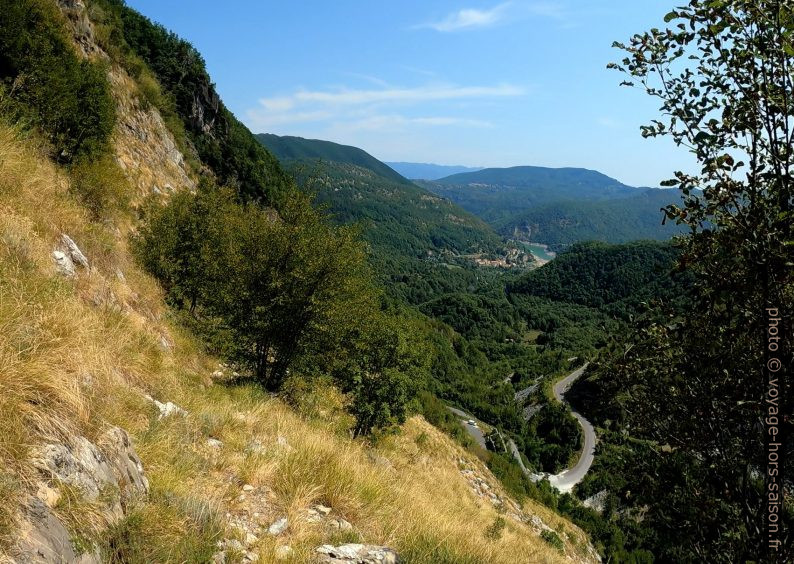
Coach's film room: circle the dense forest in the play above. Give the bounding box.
[257,133,410,185]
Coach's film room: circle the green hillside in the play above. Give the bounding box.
[420,166,684,248]
[419,166,638,223]
[283,159,520,277]
[508,240,689,311]
[496,189,685,250]
[256,133,410,184]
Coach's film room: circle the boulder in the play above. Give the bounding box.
[60,234,89,269]
[52,250,76,277]
[14,427,147,562]
[268,517,288,536]
[316,544,399,564]
[144,395,188,419]
[11,497,102,564]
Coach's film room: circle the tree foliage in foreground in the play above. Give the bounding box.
[134,186,427,434]
[593,1,794,560]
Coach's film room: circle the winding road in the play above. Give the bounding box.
[447,363,596,494]
[448,406,487,449]
[547,363,595,493]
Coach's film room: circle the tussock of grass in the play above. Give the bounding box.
[0,121,594,563]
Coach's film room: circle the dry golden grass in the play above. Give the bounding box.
[0,122,595,562]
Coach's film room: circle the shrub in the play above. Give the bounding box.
[541,529,564,551]
[68,154,130,219]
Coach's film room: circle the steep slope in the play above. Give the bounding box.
[257,133,410,185]
[287,159,509,261]
[385,162,483,180]
[0,2,597,562]
[91,0,291,204]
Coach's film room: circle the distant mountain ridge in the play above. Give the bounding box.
[253,135,517,275]
[435,165,636,197]
[420,165,682,249]
[256,133,410,184]
[385,162,483,180]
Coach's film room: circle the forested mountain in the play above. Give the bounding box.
[0,2,599,562]
[508,240,691,313]
[385,161,483,180]
[433,165,637,202]
[495,189,685,249]
[256,133,410,184]
[4,1,786,562]
[419,165,685,249]
[285,159,505,260]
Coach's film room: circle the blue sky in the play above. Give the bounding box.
[125,1,695,187]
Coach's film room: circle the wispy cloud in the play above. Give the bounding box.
[415,3,511,32]
[596,116,620,128]
[246,81,525,131]
[262,84,523,107]
[343,115,494,131]
[414,2,574,32]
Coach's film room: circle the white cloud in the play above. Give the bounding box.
[413,2,571,33]
[341,114,493,132]
[415,3,511,32]
[246,81,524,131]
[262,83,523,108]
[596,116,620,128]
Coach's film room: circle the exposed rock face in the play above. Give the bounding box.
[191,81,221,135]
[12,427,148,563]
[59,235,89,269]
[53,235,89,278]
[56,0,97,57]
[109,66,197,198]
[12,497,101,564]
[56,0,196,200]
[315,544,400,564]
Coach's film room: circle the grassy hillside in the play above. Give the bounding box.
[0,124,590,563]
[257,133,410,185]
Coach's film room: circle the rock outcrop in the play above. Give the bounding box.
[315,544,399,564]
[53,234,89,278]
[11,427,148,563]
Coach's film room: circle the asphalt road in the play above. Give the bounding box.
[548,363,595,493]
[446,363,595,492]
[447,406,487,449]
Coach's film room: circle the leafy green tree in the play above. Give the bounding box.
[211,192,376,390]
[133,183,232,313]
[0,0,115,161]
[602,1,794,560]
[343,313,431,437]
